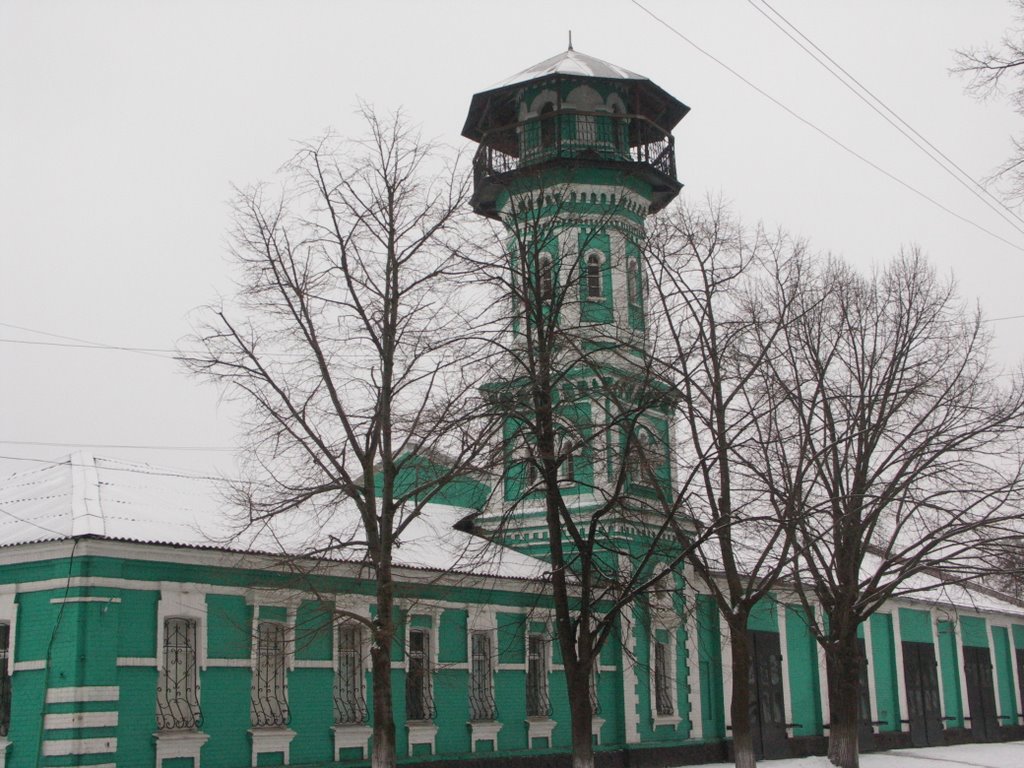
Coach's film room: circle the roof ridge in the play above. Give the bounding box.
[69,450,105,537]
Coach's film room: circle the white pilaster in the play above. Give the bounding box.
[891,610,910,732]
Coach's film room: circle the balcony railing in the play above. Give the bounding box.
[473,110,676,189]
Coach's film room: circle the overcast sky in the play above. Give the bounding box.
[2,0,1023,480]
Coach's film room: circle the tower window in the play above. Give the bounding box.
[627,425,659,487]
[627,259,641,307]
[539,253,553,301]
[654,639,674,716]
[586,253,603,299]
[558,431,579,486]
[540,103,556,150]
[611,104,625,154]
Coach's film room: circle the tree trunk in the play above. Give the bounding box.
[568,661,595,768]
[826,631,861,768]
[371,566,397,768]
[730,627,757,768]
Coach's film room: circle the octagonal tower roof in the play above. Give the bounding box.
[462,47,689,143]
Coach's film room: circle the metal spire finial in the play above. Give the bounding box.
[568,30,573,51]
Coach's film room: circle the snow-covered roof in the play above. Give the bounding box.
[489,48,647,90]
[0,453,548,581]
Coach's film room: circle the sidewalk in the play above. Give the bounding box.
[684,741,1024,768]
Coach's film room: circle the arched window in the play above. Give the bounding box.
[558,433,577,486]
[540,103,556,151]
[539,253,553,301]
[626,425,659,486]
[627,259,640,307]
[586,253,603,300]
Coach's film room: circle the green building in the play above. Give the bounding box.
[2,48,1024,768]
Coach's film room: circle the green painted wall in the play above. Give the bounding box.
[748,597,779,633]
[785,605,822,736]
[961,616,989,649]
[696,594,724,739]
[898,608,933,645]
[937,619,964,727]
[869,613,901,731]
[992,625,1018,726]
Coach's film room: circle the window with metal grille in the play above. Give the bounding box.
[157,618,203,730]
[406,629,434,721]
[0,623,10,737]
[334,624,367,724]
[654,640,674,716]
[586,253,603,299]
[526,634,551,717]
[251,621,290,727]
[469,631,496,721]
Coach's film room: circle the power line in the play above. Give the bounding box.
[0,454,236,483]
[747,0,1024,238]
[0,322,383,361]
[629,0,1024,252]
[0,439,235,452]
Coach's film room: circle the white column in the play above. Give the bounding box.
[954,618,972,724]
[929,609,947,728]
[891,609,910,732]
[986,622,1004,724]
[862,616,879,732]
[685,594,703,739]
[815,605,830,730]
[777,603,793,733]
[721,619,734,734]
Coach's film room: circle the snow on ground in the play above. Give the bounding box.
[680,741,1024,768]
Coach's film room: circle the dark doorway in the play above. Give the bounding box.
[1016,647,1024,727]
[749,630,788,759]
[963,645,999,741]
[902,641,945,747]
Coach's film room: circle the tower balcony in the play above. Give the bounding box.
[470,110,680,219]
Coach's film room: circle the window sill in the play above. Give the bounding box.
[248,726,296,767]
[526,716,557,745]
[652,713,681,730]
[332,723,371,759]
[468,719,502,751]
[406,720,438,757]
[154,730,209,766]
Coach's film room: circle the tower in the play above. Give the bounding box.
[461,48,690,560]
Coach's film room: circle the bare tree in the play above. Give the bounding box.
[754,250,1024,768]
[459,183,702,768]
[954,0,1024,203]
[183,109,495,768]
[647,199,805,768]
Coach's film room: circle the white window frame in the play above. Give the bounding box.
[403,610,440,756]
[154,585,210,767]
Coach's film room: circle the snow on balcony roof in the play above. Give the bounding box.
[489,48,647,90]
[0,452,548,581]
